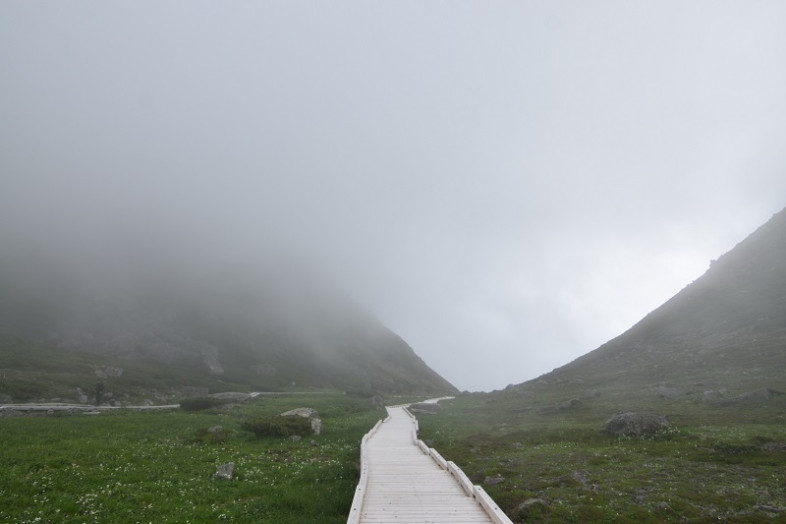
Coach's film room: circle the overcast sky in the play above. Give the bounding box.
[2,2,785,391]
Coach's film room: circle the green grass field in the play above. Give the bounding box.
[417,394,786,523]
[0,393,387,523]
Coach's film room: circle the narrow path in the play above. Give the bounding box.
[352,404,507,524]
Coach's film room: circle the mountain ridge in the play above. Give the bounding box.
[0,248,457,403]
[515,207,786,405]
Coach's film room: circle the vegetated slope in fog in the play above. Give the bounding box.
[0,244,456,396]
[522,206,786,398]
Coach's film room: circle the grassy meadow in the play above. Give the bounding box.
[417,392,786,523]
[0,393,387,523]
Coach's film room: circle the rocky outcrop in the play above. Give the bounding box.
[603,412,671,437]
[280,407,322,435]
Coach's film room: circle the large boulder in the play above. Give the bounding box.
[280,407,322,435]
[603,412,671,437]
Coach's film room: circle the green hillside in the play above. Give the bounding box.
[415,208,786,522]
[0,253,456,403]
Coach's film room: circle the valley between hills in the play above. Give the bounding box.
[2,209,786,522]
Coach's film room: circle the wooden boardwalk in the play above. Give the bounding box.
[348,403,512,524]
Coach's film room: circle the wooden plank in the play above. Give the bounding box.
[349,404,511,524]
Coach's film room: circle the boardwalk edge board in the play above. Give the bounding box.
[347,402,513,524]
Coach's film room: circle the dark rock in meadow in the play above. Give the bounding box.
[408,402,442,415]
[655,386,685,399]
[603,412,671,437]
[761,442,786,452]
[734,388,782,402]
[310,439,319,447]
[633,488,648,505]
[569,470,591,487]
[654,502,673,512]
[484,473,505,485]
[703,390,724,402]
[513,498,549,519]
[214,462,235,480]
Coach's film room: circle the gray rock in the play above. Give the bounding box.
[513,498,549,518]
[603,412,671,437]
[484,473,505,485]
[408,403,442,415]
[703,390,723,402]
[735,388,780,402]
[761,442,786,452]
[75,388,89,404]
[214,462,235,480]
[655,386,685,399]
[290,435,302,442]
[281,407,319,418]
[281,407,322,435]
[207,425,223,434]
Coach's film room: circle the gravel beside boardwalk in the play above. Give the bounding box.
[358,405,494,523]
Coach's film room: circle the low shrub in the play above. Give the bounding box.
[179,397,228,412]
[242,415,313,438]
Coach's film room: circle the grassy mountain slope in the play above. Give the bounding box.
[0,251,456,403]
[415,208,786,522]
[520,207,786,406]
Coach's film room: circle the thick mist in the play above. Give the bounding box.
[2,2,786,390]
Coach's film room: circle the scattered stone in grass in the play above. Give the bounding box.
[512,442,523,448]
[569,470,590,487]
[633,488,648,505]
[756,505,785,513]
[703,390,725,402]
[484,473,505,485]
[290,435,302,442]
[207,425,223,434]
[654,502,673,512]
[712,388,784,405]
[761,442,786,452]
[310,439,319,447]
[513,498,549,519]
[603,412,671,437]
[214,462,235,480]
[655,386,686,399]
